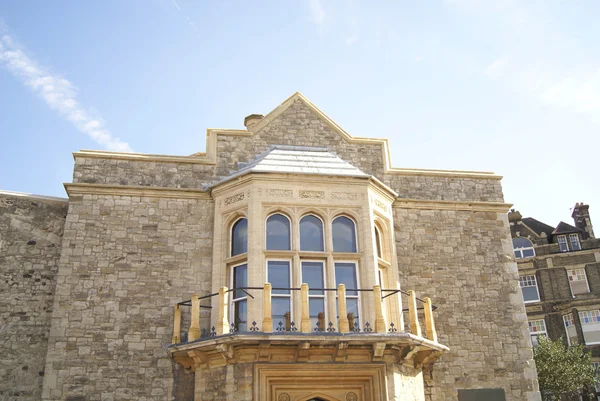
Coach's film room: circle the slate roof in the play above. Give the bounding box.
[522,218,555,237]
[208,146,369,188]
[552,221,583,235]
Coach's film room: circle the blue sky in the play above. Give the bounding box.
[1,0,599,227]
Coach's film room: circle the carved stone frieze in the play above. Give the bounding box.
[224,192,245,206]
[331,192,357,201]
[266,189,293,198]
[300,190,325,199]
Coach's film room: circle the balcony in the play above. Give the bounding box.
[168,284,448,370]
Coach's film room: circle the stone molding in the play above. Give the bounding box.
[72,93,502,180]
[393,198,513,213]
[64,183,212,200]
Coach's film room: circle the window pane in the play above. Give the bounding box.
[300,215,324,251]
[335,262,358,295]
[233,264,247,299]
[570,234,581,251]
[302,261,324,295]
[309,298,325,329]
[231,218,248,256]
[347,298,359,326]
[522,249,535,258]
[272,298,291,330]
[234,300,247,332]
[375,227,382,258]
[266,214,290,250]
[513,237,534,249]
[558,236,569,252]
[332,216,357,252]
[268,261,290,294]
[522,286,539,302]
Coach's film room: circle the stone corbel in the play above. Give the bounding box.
[335,342,348,362]
[297,342,310,363]
[372,342,386,361]
[258,341,271,362]
[215,344,234,362]
[187,350,208,370]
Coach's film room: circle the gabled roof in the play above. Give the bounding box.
[208,146,369,188]
[522,218,555,237]
[552,221,583,235]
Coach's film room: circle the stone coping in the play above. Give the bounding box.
[0,189,68,204]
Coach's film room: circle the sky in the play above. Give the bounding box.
[0,0,599,228]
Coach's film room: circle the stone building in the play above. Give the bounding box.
[1,93,540,401]
[510,204,600,391]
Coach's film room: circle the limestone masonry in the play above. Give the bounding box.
[0,93,540,401]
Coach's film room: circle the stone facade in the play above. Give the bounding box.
[510,205,600,397]
[1,92,540,401]
[0,192,68,401]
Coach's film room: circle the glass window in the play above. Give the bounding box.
[564,313,579,346]
[231,218,248,256]
[528,319,547,346]
[302,261,325,330]
[332,216,357,253]
[579,310,600,345]
[519,275,540,303]
[335,262,359,328]
[268,261,291,331]
[569,233,581,251]
[557,235,569,252]
[375,226,383,259]
[512,237,535,259]
[231,264,248,331]
[568,269,589,295]
[266,214,291,251]
[300,215,324,252]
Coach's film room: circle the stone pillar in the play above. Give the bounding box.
[374,285,386,333]
[301,283,310,333]
[216,286,229,335]
[423,297,437,342]
[338,284,349,333]
[188,295,201,341]
[407,290,422,337]
[172,304,182,344]
[263,283,273,333]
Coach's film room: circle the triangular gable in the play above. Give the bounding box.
[552,221,582,235]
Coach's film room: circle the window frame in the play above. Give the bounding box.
[512,237,535,259]
[265,213,292,251]
[563,313,578,346]
[557,235,569,252]
[230,262,249,331]
[230,217,249,257]
[334,260,361,329]
[578,310,600,345]
[519,275,541,303]
[567,268,590,296]
[300,259,327,330]
[528,318,547,346]
[331,215,358,253]
[266,259,293,331]
[374,225,383,260]
[299,213,326,252]
[569,233,582,251]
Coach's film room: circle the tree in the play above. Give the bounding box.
[533,336,598,400]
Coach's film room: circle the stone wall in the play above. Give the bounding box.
[194,364,252,401]
[72,158,216,189]
[41,194,214,400]
[0,193,67,401]
[394,207,538,401]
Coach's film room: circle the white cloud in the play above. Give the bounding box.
[308,0,325,27]
[0,33,132,152]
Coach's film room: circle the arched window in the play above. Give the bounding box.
[231,218,248,256]
[374,225,383,259]
[513,237,535,259]
[332,216,357,253]
[300,215,324,252]
[266,214,291,250]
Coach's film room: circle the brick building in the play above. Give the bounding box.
[1,93,540,401]
[510,204,600,389]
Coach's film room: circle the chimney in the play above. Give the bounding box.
[244,114,264,131]
[572,202,595,239]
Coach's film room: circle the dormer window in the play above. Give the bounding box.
[569,233,581,251]
[512,237,535,259]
